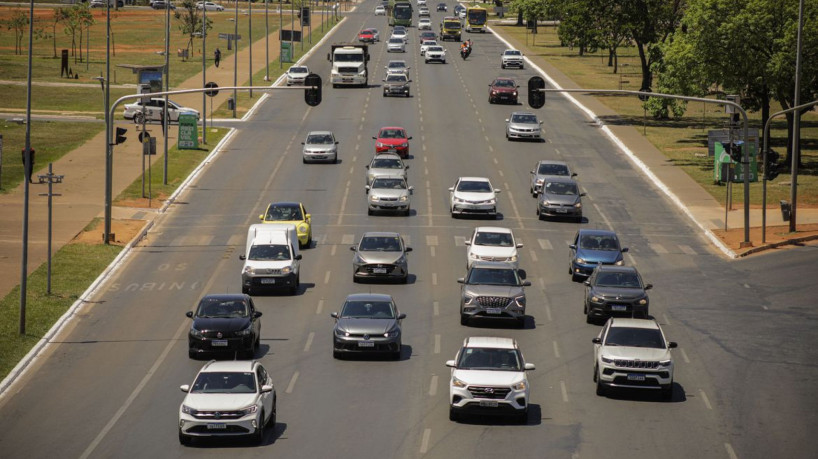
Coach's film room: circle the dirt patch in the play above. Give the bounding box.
[115,195,168,209]
[71,219,146,246]
[713,223,818,256]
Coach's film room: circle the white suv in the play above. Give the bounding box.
[593,318,677,399]
[446,337,534,423]
[465,226,523,269]
[178,360,276,445]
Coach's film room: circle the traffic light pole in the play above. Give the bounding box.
[761,98,818,243]
[537,88,752,246]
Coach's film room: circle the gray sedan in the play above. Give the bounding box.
[366,153,408,185]
[529,160,576,196]
[366,176,413,216]
[331,293,405,359]
[506,111,543,141]
[536,176,584,221]
[351,232,412,283]
[301,131,338,163]
[383,74,412,97]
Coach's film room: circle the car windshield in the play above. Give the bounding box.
[595,272,642,288]
[248,244,291,261]
[511,114,538,124]
[493,79,515,88]
[545,181,578,196]
[423,41,437,46]
[386,75,407,83]
[306,133,334,144]
[604,327,665,348]
[389,38,403,44]
[290,67,308,74]
[388,62,406,69]
[580,235,619,251]
[196,298,249,318]
[457,348,522,371]
[334,53,364,63]
[467,267,519,285]
[457,180,492,193]
[428,47,444,52]
[340,300,395,319]
[505,50,521,56]
[537,163,569,175]
[372,178,407,189]
[265,204,303,221]
[359,236,402,252]
[191,372,257,394]
[474,232,513,247]
[378,129,406,139]
[371,158,403,169]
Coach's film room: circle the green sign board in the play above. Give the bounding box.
[714,141,758,183]
[281,42,293,63]
[178,113,199,150]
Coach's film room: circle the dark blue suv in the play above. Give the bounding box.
[568,229,628,282]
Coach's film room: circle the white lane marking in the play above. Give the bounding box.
[626,253,637,266]
[679,244,697,255]
[349,166,354,174]
[425,166,429,174]
[434,334,441,354]
[336,183,351,225]
[493,157,498,164]
[680,348,690,364]
[423,156,428,163]
[505,190,525,230]
[700,389,712,410]
[545,302,553,321]
[488,145,494,153]
[725,443,738,459]
[433,301,439,316]
[560,380,569,402]
[316,299,324,315]
[454,236,467,246]
[352,155,357,163]
[592,203,614,229]
[426,183,434,227]
[304,332,315,352]
[420,428,432,454]
[342,234,355,245]
[430,246,436,257]
[529,249,538,263]
[649,243,668,254]
[499,170,504,177]
[553,341,561,359]
[539,278,546,290]
[432,273,438,286]
[331,245,337,256]
[80,319,189,459]
[426,235,439,246]
[429,375,438,396]
[662,313,671,325]
[324,270,331,284]
[538,239,553,250]
[286,371,299,394]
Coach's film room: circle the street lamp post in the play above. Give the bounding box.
[104,2,113,245]
[789,0,805,232]
[163,2,170,185]
[249,0,253,98]
[20,0,35,335]
[202,6,207,143]
[233,0,239,118]
[265,0,269,81]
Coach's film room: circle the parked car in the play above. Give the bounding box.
[92,0,125,8]
[529,160,576,196]
[568,229,628,281]
[458,261,530,327]
[383,73,412,97]
[536,176,584,222]
[285,65,310,86]
[185,294,261,359]
[123,98,199,124]
[506,111,543,141]
[584,266,651,323]
[593,318,676,399]
[488,77,519,104]
[178,360,275,445]
[501,49,524,69]
[366,176,413,216]
[150,0,174,9]
[331,293,406,359]
[449,176,501,218]
[196,1,224,12]
[350,232,412,283]
[465,226,522,269]
[446,337,535,423]
[301,130,338,164]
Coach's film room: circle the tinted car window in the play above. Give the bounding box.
[372,178,407,189]
[538,163,569,175]
[605,327,665,348]
[474,232,513,247]
[457,348,522,370]
[512,114,537,123]
[249,244,291,261]
[468,268,519,285]
[191,372,257,394]
[197,298,249,318]
[266,204,303,221]
[371,158,403,169]
[545,181,578,195]
[307,134,334,144]
[457,180,492,192]
[595,272,641,288]
[359,236,402,251]
[493,79,515,88]
[341,300,395,318]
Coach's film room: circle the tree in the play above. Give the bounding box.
[555,0,602,56]
[510,0,555,33]
[52,8,69,58]
[3,11,28,55]
[63,4,92,63]
[175,0,213,59]
[621,0,685,92]
[653,0,818,164]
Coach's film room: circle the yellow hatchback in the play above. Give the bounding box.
[259,202,312,248]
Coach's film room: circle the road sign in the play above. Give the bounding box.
[178,113,199,150]
[204,82,219,97]
[281,42,293,63]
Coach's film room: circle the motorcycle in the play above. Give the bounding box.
[460,45,471,60]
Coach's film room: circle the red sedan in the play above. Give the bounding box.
[358,28,378,43]
[373,127,412,158]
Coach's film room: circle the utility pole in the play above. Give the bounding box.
[163,2,170,185]
[20,0,35,335]
[38,164,63,295]
[233,0,239,118]
[790,0,805,232]
[249,0,253,98]
[201,5,207,143]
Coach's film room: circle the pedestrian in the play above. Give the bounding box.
[214,48,221,68]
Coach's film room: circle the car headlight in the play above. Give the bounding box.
[452,376,467,388]
[576,258,586,265]
[189,327,203,338]
[376,142,385,147]
[384,327,400,338]
[491,90,498,95]
[243,266,255,274]
[514,295,526,307]
[615,259,625,266]
[454,197,466,204]
[512,91,518,96]
[591,295,601,303]
[298,224,308,233]
[401,142,408,147]
[540,200,551,206]
[369,195,379,202]
[638,298,648,305]
[659,360,673,367]
[488,199,496,205]
[396,254,407,264]
[512,380,527,391]
[181,404,197,415]
[468,252,479,259]
[239,404,258,416]
[463,295,474,305]
[334,327,350,337]
[535,178,544,185]
[574,202,582,208]
[399,195,409,202]
[600,355,614,364]
[281,266,292,274]
[509,255,518,262]
[236,327,253,336]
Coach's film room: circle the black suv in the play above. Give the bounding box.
[186,294,262,359]
[584,266,651,323]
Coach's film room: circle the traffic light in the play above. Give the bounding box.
[304,73,322,107]
[115,127,127,145]
[765,149,781,181]
[728,142,743,163]
[528,76,545,109]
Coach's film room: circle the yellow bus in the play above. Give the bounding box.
[465,7,487,33]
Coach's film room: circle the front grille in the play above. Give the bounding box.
[468,386,511,399]
[187,424,249,434]
[478,255,509,262]
[475,296,511,308]
[363,264,397,274]
[614,360,660,369]
[379,197,399,202]
[191,410,245,420]
[338,67,359,74]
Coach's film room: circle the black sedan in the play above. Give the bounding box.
[584,265,651,323]
[437,3,447,11]
[186,294,262,359]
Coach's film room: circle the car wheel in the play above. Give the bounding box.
[400,274,408,284]
[133,112,145,124]
[188,349,197,359]
[307,232,313,247]
[517,317,525,328]
[367,208,373,216]
[593,364,598,382]
[501,64,505,69]
[392,345,401,360]
[302,157,308,164]
[403,208,410,216]
[449,406,459,422]
[269,398,277,428]
[516,410,528,424]
[333,348,342,359]
[571,273,581,282]
[425,59,429,63]
[243,286,252,295]
[661,383,673,400]
[586,311,594,324]
[460,314,468,326]
[253,410,265,444]
[352,274,359,283]
[179,429,192,446]
[596,378,606,396]
[383,92,387,97]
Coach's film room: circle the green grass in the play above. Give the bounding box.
[496,23,818,207]
[0,242,123,380]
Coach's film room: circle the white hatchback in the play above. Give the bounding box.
[465,226,522,269]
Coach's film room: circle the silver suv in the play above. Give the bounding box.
[301,131,338,163]
[501,49,524,69]
[458,262,531,327]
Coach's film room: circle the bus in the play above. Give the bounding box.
[465,7,487,33]
[389,1,413,27]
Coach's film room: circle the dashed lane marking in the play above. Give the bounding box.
[725,443,738,459]
[538,239,553,250]
[649,243,668,254]
[342,234,355,245]
[700,389,713,410]
[560,380,569,402]
[679,244,697,255]
[553,341,560,358]
[324,270,331,284]
[420,428,431,454]
[433,301,439,316]
[529,249,538,263]
[432,273,438,286]
[316,300,324,315]
[434,334,441,354]
[680,348,690,364]
[285,371,299,394]
[429,375,438,396]
[303,332,314,352]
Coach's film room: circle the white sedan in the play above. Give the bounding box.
[123,98,199,123]
[196,1,224,12]
[375,5,386,15]
[391,28,408,43]
[387,37,406,53]
[449,177,501,218]
[418,18,432,30]
[285,65,310,86]
[419,39,438,55]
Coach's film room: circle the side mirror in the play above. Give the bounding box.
[350,246,357,251]
[408,186,415,193]
[405,165,410,169]
[539,120,544,124]
[305,213,311,220]
[295,254,303,260]
[258,214,264,220]
[583,280,591,286]
[185,311,193,318]
[365,165,370,169]
[530,170,535,174]
[505,118,509,122]
[253,311,263,318]
[464,240,471,246]
[524,363,535,371]
[569,244,577,250]
[382,79,386,82]
[516,243,523,248]
[405,247,413,252]
[580,192,587,197]
[408,79,413,83]
[261,385,274,393]
[365,186,370,194]
[494,189,502,193]
[301,142,305,145]
[445,360,456,368]
[180,384,190,393]
[372,136,377,140]
[408,136,413,140]
[571,173,578,177]
[521,281,532,287]
[239,254,246,260]
[622,247,629,253]
[668,342,678,349]
[335,141,339,144]
[448,187,454,192]
[645,284,653,290]
[397,313,406,320]
[457,277,465,284]
[592,337,602,344]
[330,312,339,318]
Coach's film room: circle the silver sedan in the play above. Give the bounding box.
[350,232,412,283]
[366,153,408,185]
[366,176,413,216]
[506,112,543,141]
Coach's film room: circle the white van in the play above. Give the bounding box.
[240,224,301,295]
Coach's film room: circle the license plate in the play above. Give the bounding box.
[260,278,275,284]
[373,268,388,274]
[207,423,227,430]
[486,308,502,315]
[611,305,627,311]
[479,400,499,407]
[555,208,568,213]
[627,374,646,381]
[387,149,397,153]
[211,340,228,347]
[358,341,375,347]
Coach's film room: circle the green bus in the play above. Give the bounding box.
[389,1,413,27]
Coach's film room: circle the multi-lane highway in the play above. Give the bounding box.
[1,3,816,458]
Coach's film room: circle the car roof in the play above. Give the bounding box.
[578,228,618,237]
[307,130,333,136]
[474,226,513,234]
[608,318,660,330]
[469,260,517,269]
[463,336,517,349]
[345,292,394,302]
[459,176,491,183]
[371,153,402,161]
[361,231,402,238]
[200,360,257,373]
[199,293,248,302]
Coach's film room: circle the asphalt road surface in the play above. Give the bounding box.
[1,4,816,459]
